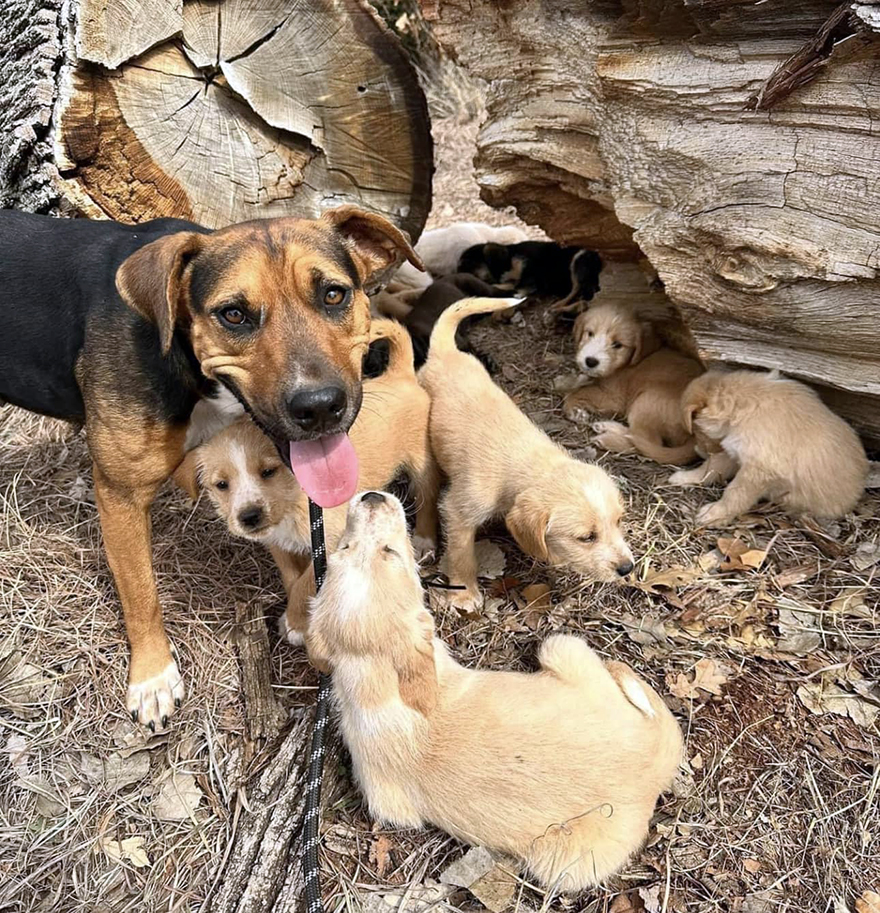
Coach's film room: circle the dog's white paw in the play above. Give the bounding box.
[127,658,184,732]
[592,421,632,453]
[696,502,731,528]
[278,612,306,647]
[447,588,484,615]
[563,402,593,425]
[668,469,697,487]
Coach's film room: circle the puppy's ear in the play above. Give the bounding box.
[116,232,204,355]
[506,492,550,562]
[630,322,660,366]
[172,448,202,501]
[323,205,424,286]
[682,391,706,434]
[572,311,589,346]
[397,611,437,717]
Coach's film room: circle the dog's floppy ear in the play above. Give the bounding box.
[171,447,202,501]
[631,321,660,366]
[116,232,204,355]
[323,205,424,286]
[572,311,590,347]
[682,389,706,434]
[397,610,437,717]
[506,491,550,562]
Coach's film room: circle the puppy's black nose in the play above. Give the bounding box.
[361,491,386,505]
[584,357,599,369]
[616,560,634,577]
[239,505,264,529]
[287,386,347,433]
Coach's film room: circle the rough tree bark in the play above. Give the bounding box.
[426,0,880,443]
[1,0,432,239]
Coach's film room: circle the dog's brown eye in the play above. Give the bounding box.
[578,532,596,543]
[216,480,229,491]
[587,331,594,337]
[383,545,398,556]
[324,286,349,307]
[612,342,623,349]
[261,466,278,479]
[221,307,245,325]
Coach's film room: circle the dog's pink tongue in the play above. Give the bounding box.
[288,433,359,508]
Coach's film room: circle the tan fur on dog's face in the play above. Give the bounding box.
[572,303,659,377]
[116,206,421,445]
[507,465,633,581]
[194,418,299,540]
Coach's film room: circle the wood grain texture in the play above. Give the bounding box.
[3,0,432,241]
[428,0,880,442]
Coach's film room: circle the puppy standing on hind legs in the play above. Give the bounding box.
[671,369,868,527]
[419,297,634,614]
[307,491,683,892]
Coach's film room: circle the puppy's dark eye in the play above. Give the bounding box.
[261,466,278,479]
[215,480,229,491]
[323,286,349,307]
[383,545,399,556]
[578,532,596,543]
[587,331,594,337]
[612,342,623,350]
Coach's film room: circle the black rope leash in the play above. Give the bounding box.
[300,511,463,912]
[302,499,330,913]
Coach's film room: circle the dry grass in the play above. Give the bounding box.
[2,91,879,913]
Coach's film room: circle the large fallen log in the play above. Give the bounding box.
[426,0,880,443]
[1,0,432,240]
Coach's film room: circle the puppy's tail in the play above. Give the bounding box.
[370,318,416,377]
[628,432,698,466]
[428,296,524,358]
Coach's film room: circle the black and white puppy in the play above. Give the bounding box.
[458,241,602,308]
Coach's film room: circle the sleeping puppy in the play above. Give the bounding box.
[563,302,704,464]
[419,297,634,613]
[457,241,602,307]
[308,491,683,892]
[177,318,438,641]
[670,369,868,526]
[392,221,529,290]
[403,273,511,368]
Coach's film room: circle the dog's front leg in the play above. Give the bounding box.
[412,455,441,560]
[441,499,483,613]
[93,468,183,730]
[696,464,765,527]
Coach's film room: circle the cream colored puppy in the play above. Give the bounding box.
[419,297,634,613]
[563,302,704,464]
[308,491,683,892]
[671,369,868,526]
[176,319,438,641]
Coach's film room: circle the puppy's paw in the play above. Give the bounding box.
[412,534,437,563]
[696,502,732,528]
[563,395,593,425]
[127,651,184,733]
[447,587,484,616]
[278,612,306,647]
[668,469,699,487]
[592,421,633,453]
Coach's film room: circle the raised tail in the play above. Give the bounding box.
[628,431,698,466]
[369,318,417,377]
[427,296,523,359]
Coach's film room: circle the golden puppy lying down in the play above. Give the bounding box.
[308,491,683,892]
[563,302,704,465]
[672,369,868,526]
[418,297,634,614]
[175,319,438,641]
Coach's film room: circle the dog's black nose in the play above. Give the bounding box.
[361,491,386,505]
[239,505,264,529]
[616,560,634,577]
[287,386,347,433]
[584,357,599,369]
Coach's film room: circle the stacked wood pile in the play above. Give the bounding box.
[425,0,880,443]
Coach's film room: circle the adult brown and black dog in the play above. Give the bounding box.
[0,205,420,730]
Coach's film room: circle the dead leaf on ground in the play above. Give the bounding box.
[619,612,668,646]
[773,562,819,588]
[80,751,150,794]
[830,587,870,619]
[639,884,662,913]
[775,602,821,655]
[743,858,762,874]
[369,834,393,878]
[668,658,730,699]
[152,771,203,821]
[610,892,646,913]
[796,681,879,729]
[852,540,880,571]
[856,890,880,913]
[717,537,768,572]
[640,565,702,593]
[100,835,150,868]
